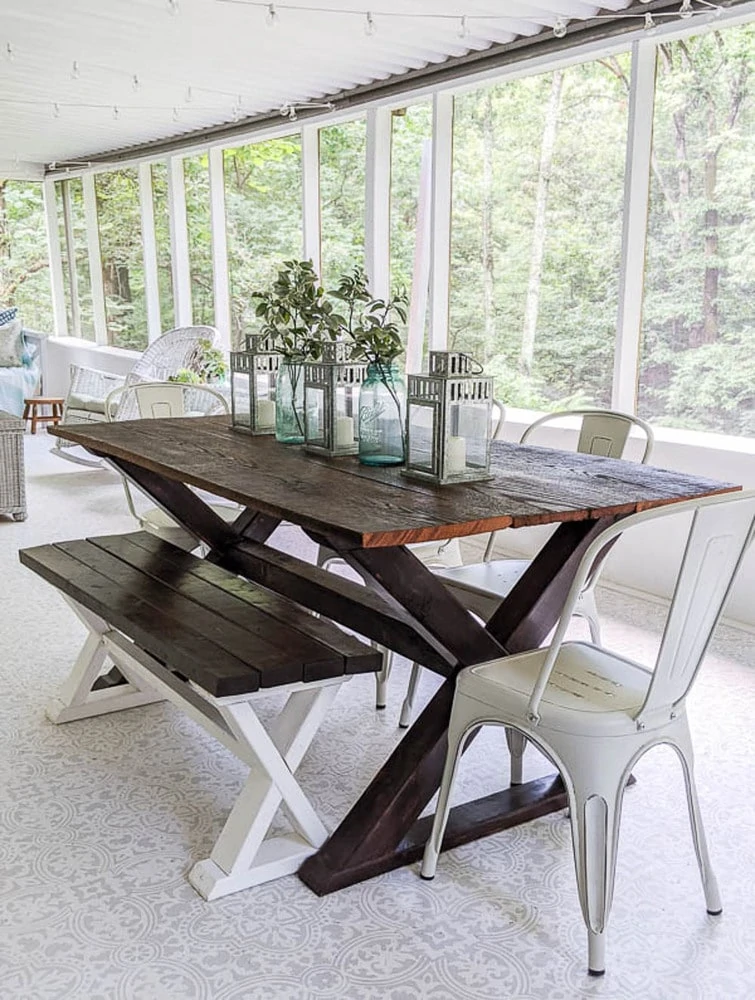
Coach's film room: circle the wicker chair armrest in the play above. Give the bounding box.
[67,365,128,402]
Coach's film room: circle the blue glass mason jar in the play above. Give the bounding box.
[275,361,305,445]
[358,362,406,466]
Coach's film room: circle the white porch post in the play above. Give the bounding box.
[167,154,192,328]
[82,174,108,346]
[301,126,322,276]
[138,162,163,343]
[405,138,432,374]
[428,92,454,351]
[365,107,392,300]
[612,40,657,413]
[208,146,231,352]
[42,177,67,336]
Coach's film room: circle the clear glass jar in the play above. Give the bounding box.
[275,361,305,445]
[358,362,406,466]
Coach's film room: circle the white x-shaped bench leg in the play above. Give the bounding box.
[46,597,344,900]
[46,597,165,723]
[189,684,339,900]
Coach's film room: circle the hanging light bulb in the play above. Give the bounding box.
[132,74,140,91]
[679,0,694,17]
[266,3,278,27]
[365,12,376,36]
[553,18,568,39]
[5,42,14,62]
[458,16,469,39]
[71,60,80,79]
[113,105,120,120]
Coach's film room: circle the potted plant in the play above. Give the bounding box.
[252,260,337,444]
[330,266,408,466]
[169,337,228,385]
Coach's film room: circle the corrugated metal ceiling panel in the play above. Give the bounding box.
[0,0,635,164]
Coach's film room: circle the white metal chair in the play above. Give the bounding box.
[52,325,220,467]
[105,380,237,552]
[317,400,507,716]
[421,489,755,976]
[399,409,655,730]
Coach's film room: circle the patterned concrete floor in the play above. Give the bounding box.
[1,433,754,999]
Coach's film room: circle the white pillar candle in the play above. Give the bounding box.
[446,435,467,474]
[335,415,355,448]
[256,398,276,427]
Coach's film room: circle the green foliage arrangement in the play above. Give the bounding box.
[252,259,338,361]
[329,266,408,367]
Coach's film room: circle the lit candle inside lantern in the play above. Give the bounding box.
[256,399,276,428]
[446,435,467,474]
[335,415,355,448]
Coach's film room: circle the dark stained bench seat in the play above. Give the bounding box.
[20,530,381,698]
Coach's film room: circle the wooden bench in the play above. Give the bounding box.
[20,530,381,900]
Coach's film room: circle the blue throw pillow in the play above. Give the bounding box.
[0,306,18,325]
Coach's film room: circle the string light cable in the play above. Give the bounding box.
[214,0,727,37]
[1,0,728,124]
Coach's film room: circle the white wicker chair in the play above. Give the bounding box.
[105,380,237,551]
[52,326,220,466]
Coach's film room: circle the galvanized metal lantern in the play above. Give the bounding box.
[230,333,280,435]
[404,351,494,484]
[304,341,366,457]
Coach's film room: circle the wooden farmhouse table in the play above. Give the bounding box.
[50,416,737,895]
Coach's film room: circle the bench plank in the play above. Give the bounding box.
[118,532,379,677]
[87,535,346,683]
[21,535,381,697]
[55,540,306,688]
[21,542,261,696]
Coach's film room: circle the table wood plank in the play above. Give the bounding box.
[51,417,738,548]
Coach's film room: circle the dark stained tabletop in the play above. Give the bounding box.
[51,416,738,548]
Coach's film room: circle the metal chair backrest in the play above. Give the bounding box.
[126,326,219,386]
[105,381,229,423]
[520,408,654,464]
[526,490,755,725]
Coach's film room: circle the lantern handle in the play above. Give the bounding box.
[460,353,485,376]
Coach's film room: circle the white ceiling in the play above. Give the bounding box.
[0,0,635,166]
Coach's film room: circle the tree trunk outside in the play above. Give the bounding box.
[481,90,496,364]
[698,100,720,346]
[520,69,564,375]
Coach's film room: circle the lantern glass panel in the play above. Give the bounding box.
[254,371,276,430]
[450,397,489,471]
[334,385,357,448]
[231,368,252,430]
[408,402,437,474]
[306,386,327,448]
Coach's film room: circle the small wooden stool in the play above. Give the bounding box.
[22,397,65,434]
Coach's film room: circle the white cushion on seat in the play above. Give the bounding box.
[66,392,108,414]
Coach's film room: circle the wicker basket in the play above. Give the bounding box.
[0,410,26,521]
